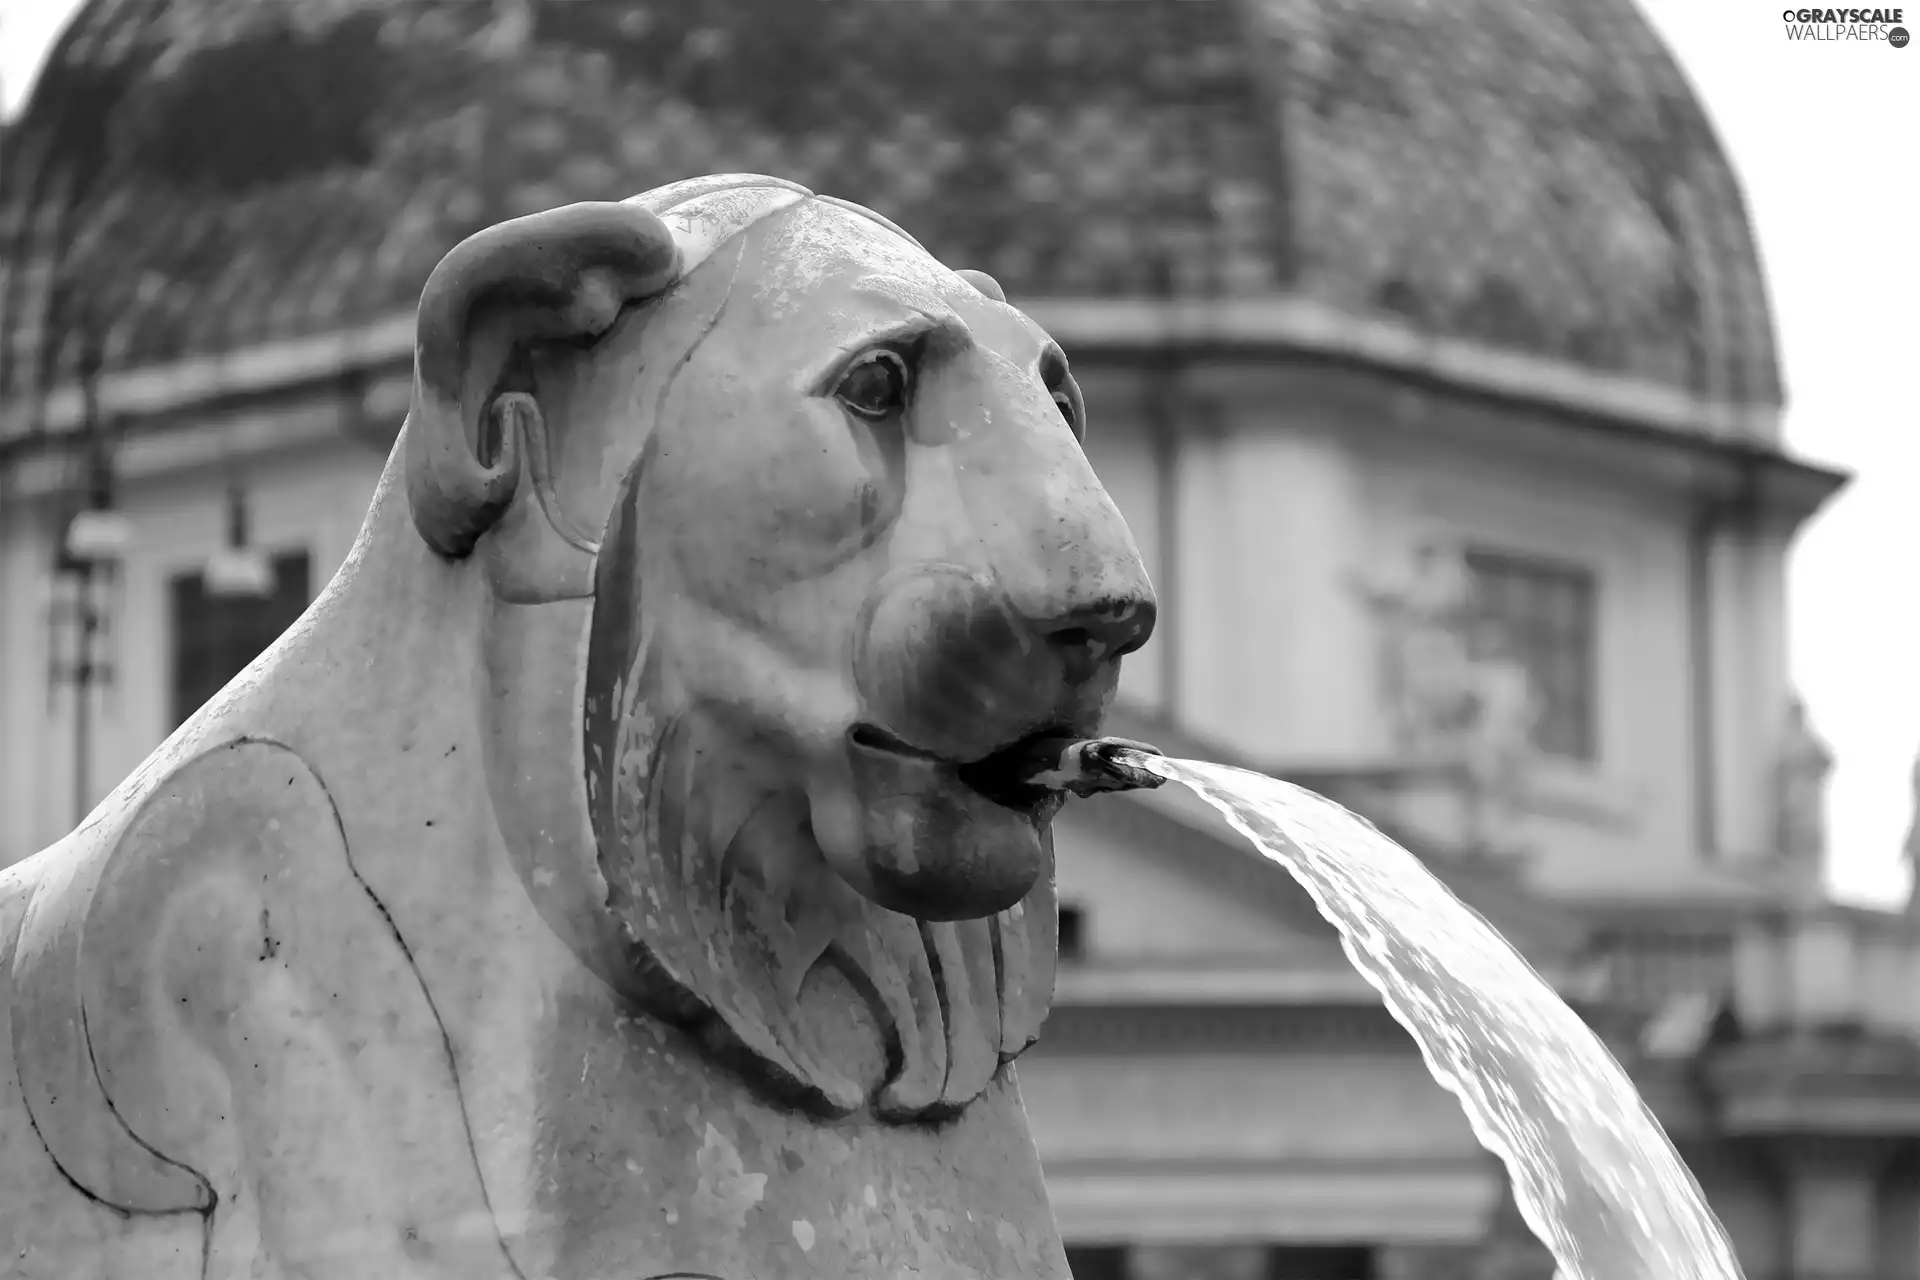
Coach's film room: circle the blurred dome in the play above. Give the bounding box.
[0,0,1781,416]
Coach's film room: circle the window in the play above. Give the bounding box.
[1073,1245,1378,1280]
[1132,1245,1269,1280]
[1264,1245,1376,1280]
[1057,903,1089,963]
[170,551,312,728]
[1065,1247,1129,1280]
[1463,547,1598,762]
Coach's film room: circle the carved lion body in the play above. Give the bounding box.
[0,176,1155,1278]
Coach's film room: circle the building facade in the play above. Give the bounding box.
[1,2,1914,1278]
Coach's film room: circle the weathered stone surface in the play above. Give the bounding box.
[0,175,1156,1277]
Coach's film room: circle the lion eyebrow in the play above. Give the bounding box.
[849,273,957,313]
[803,304,974,394]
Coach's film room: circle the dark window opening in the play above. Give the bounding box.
[170,551,312,728]
[1057,903,1088,962]
[1065,1246,1129,1280]
[1265,1244,1377,1280]
[1065,1244,1378,1280]
[1463,547,1599,762]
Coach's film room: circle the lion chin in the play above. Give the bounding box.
[808,720,1071,923]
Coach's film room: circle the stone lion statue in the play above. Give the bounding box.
[0,176,1158,1279]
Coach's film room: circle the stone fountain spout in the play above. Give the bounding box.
[1000,735,1168,798]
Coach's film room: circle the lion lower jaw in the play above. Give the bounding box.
[811,744,1047,924]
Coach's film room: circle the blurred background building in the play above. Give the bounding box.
[0,2,1915,1278]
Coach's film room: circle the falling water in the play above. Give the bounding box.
[1130,754,1742,1280]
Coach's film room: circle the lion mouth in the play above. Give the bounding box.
[849,722,1080,814]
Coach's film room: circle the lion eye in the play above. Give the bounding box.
[835,349,910,420]
[1051,389,1078,433]
[1040,345,1083,440]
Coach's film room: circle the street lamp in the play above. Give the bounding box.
[49,470,275,827]
[203,480,273,600]
[63,506,132,562]
[47,361,126,825]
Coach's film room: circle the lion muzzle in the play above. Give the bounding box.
[803,559,1153,921]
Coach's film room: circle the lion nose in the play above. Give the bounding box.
[1040,598,1157,686]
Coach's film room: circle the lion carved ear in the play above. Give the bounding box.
[407,203,683,559]
[955,269,1006,303]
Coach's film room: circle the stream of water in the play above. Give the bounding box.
[1132,754,1743,1280]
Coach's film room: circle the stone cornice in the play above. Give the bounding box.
[1032,1000,1415,1056]
[1042,1153,1500,1244]
[0,299,1821,465]
[1051,959,1605,1010]
[0,314,415,443]
[1037,968,1615,1056]
[1706,1031,1920,1137]
[1024,296,1784,441]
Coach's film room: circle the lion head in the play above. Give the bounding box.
[401,175,1155,1121]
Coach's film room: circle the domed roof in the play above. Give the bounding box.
[0,0,1781,417]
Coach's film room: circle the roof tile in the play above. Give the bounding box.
[0,0,1781,417]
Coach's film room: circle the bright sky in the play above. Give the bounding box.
[3,1,1918,903]
[1629,0,1920,908]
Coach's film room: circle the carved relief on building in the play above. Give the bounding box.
[1773,694,1832,896]
[1904,749,1920,917]
[1360,541,1543,858]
